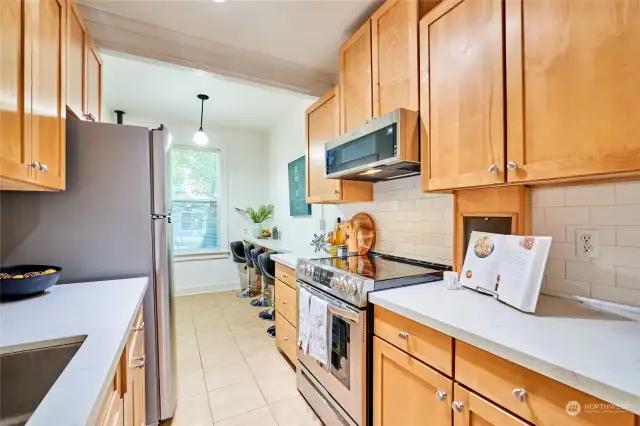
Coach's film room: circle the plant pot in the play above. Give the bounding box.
[253,224,262,238]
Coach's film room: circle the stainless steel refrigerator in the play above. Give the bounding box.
[0,120,177,425]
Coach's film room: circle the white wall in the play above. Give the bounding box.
[105,112,270,295]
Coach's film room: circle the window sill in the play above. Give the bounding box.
[173,251,229,262]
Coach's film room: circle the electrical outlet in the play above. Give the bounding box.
[576,229,599,261]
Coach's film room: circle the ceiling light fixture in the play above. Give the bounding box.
[193,94,209,145]
[213,0,226,3]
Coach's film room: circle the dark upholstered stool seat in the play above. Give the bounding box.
[257,252,277,336]
[236,243,257,298]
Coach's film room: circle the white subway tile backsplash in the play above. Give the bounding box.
[375,177,418,192]
[597,246,640,268]
[415,196,453,210]
[399,200,415,210]
[414,221,453,235]
[422,210,444,221]
[545,277,591,297]
[615,226,640,247]
[565,185,615,206]
[548,242,582,262]
[544,259,566,278]
[614,182,640,205]
[422,234,445,246]
[414,244,453,261]
[532,223,566,242]
[532,188,565,207]
[376,221,399,232]
[544,207,590,225]
[397,222,414,232]
[616,267,640,290]
[591,206,640,225]
[590,284,640,307]
[405,210,423,222]
[565,261,615,285]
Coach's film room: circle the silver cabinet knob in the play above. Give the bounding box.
[284,336,289,341]
[512,388,527,402]
[452,401,464,412]
[506,161,518,171]
[132,322,144,332]
[132,355,146,368]
[40,164,48,173]
[398,332,409,340]
[27,161,41,171]
[435,390,447,401]
[488,164,499,174]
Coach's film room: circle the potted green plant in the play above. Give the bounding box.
[235,205,275,238]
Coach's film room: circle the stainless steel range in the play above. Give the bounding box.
[295,252,448,426]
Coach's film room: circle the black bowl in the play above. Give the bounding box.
[0,265,61,300]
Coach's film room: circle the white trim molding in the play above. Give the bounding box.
[172,281,240,297]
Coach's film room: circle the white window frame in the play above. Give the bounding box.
[171,144,229,260]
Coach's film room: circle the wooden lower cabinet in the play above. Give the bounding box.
[97,307,145,426]
[372,337,452,426]
[275,312,296,364]
[453,384,530,426]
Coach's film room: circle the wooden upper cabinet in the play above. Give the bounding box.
[340,20,373,134]
[306,87,373,204]
[0,0,32,189]
[86,41,102,122]
[28,0,66,190]
[420,0,505,191]
[452,384,530,426]
[66,1,85,120]
[373,337,452,426]
[371,0,420,117]
[505,0,640,183]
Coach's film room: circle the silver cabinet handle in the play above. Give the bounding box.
[452,401,464,412]
[27,161,41,171]
[512,388,527,402]
[282,300,288,305]
[398,332,409,340]
[282,273,288,279]
[132,322,144,332]
[488,164,499,174]
[40,164,48,173]
[132,355,145,368]
[284,337,289,341]
[435,390,447,401]
[506,161,518,171]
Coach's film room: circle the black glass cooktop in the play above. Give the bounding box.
[311,252,450,281]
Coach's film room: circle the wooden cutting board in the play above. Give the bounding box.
[351,212,375,255]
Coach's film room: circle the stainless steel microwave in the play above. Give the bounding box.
[324,108,420,182]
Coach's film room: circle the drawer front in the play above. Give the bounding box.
[275,279,297,326]
[275,312,296,365]
[455,342,636,426]
[275,263,296,289]
[374,306,453,376]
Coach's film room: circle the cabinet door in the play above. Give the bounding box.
[66,1,85,119]
[371,0,419,117]
[505,0,640,183]
[0,0,32,187]
[28,0,66,190]
[373,337,452,426]
[132,325,146,426]
[306,87,342,203]
[339,20,373,134]
[420,0,505,191]
[86,41,102,122]
[452,384,530,426]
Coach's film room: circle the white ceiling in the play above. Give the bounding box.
[78,0,381,96]
[102,51,315,131]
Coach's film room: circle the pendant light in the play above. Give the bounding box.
[193,94,209,145]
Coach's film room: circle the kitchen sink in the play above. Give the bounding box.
[0,340,84,426]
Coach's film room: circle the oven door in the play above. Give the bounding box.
[297,281,366,426]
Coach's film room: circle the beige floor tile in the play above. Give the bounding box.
[198,330,235,347]
[177,368,207,399]
[208,380,267,422]
[200,339,244,368]
[213,290,241,301]
[175,309,194,326]
[171,393,213,426]
[222,309,262,330]
[195,316,229,334]
[217,298,258,312]
[232,326,274,353]
[180,293,218,310]
[245,347,291,377]
[176,347,202,373]
[193,307,223,322]
[269,395,322,426]
[213,406,278,426]
[254,368,299,404]
[204,361,253,390]
[230,326,269,341]
[175,322,197,339]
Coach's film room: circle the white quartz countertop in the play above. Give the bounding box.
[242,237,293,253]
[270,252,334,270]
[369,282,640,415]
[0,278,148,426]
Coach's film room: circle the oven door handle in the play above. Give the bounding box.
[328,305,360,324]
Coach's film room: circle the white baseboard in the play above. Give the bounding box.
[173,281,240,297]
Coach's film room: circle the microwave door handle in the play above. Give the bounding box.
[328,305,360,324]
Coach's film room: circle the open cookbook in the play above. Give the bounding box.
[459,231,552,313]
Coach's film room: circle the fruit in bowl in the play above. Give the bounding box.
[0,265,62,300]
[261,228,272,238]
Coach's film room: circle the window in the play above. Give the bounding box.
[171,147,221,254]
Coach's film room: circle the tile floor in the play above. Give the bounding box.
[170,291,323,426]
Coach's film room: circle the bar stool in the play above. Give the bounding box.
[251,251,277,308]
[230,241,248,297]
[248,247,264,298]
[236,243,256,298]
[256,252,276,323]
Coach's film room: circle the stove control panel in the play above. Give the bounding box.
[296,259,367,305]
[312,267,334,288]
